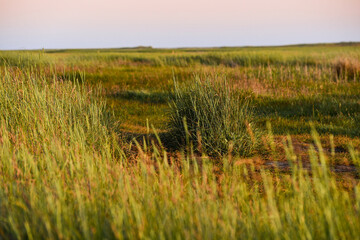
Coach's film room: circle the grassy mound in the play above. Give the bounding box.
[168,76,261,157]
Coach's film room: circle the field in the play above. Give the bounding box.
[0,43,360,239]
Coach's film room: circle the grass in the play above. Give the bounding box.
[0,67,120,152]
[0,43,360,239]
[168,76,261,157]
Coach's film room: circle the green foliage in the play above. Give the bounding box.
[168,76,261,157]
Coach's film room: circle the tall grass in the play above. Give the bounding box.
[333,58,360,81]
[0,51,53,68]
[0,67,120,153]
[168,76,261,157]
[0,67,359,238]
[0,48,359,239]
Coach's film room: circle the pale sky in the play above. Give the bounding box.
[0,0,359,50]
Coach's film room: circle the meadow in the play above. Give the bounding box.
[0,43,360,239]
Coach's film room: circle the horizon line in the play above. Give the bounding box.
[1,41,360,51]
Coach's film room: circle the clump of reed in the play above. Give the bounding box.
[333,57,360,81]
[168,76,261,157]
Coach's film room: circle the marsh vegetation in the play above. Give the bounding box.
[0,43,360,239]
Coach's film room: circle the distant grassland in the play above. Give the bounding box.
[1,43,359,135]
[0,43,360,239]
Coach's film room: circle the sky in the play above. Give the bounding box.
[0,0,359,50]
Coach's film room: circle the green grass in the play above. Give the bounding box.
[0,43,360,239]
[0,66,360,239]
[168,76,261,157]
[3,44,360,136]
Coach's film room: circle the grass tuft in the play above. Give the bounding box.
[168,76,261,157]
[333,58,360,81]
